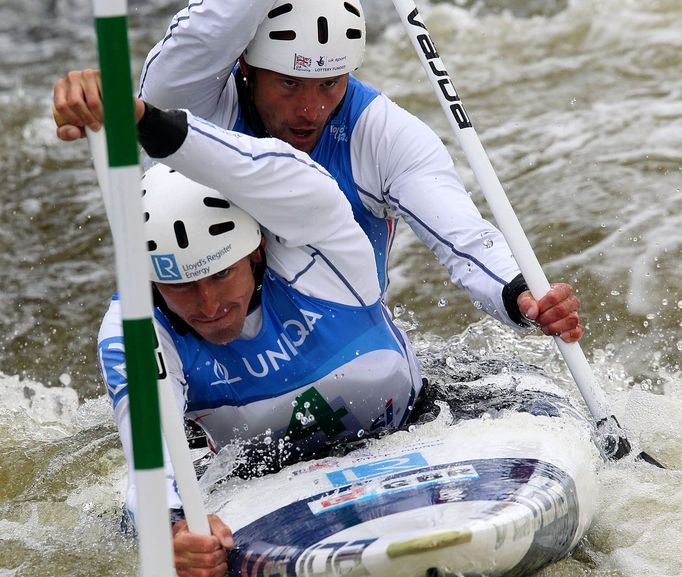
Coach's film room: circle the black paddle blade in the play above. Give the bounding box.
[597,416,632,460]
[597,415,666,468]
[636,451,666,468]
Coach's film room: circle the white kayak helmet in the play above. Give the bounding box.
[142,164,262,284]
[243,0,366,78]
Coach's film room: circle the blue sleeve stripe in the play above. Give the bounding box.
[385,191,507,286]
[188,122,334,180]
[305,247,367,306]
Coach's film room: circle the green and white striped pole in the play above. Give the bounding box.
[92,0,175,574]
[87,129,211,535]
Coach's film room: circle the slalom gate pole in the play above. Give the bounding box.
[390,0,634,461]
[91,0,175,574]
[88,127,211,535]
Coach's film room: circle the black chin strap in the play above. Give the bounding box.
[247,246,266,314]
[236,67,269,138]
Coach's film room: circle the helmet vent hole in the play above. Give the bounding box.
[344,2,361,17]
[209,221,236,236]
[174,220,189,249]
[147,241,157,251]
[346,28,362,40]
[143,212,150,222]
[268,3,292,19]
[317,17,329,44]
[270,30,296,41]
[203,196,231,209]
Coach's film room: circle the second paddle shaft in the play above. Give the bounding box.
[390,0,611,424]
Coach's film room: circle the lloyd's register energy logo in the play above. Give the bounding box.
[152,254,182,281]
[152,243,234,281]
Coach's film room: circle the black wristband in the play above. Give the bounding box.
[502,273,531,327]
[137,102,188,159]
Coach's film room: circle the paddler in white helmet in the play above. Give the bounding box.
[97,98,422,575]
[54,0,585,344]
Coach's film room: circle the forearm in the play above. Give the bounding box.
[139,0,271,116]
[354,98,523,325]
[138,106,353,248]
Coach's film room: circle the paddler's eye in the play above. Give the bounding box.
[213,267,232,279]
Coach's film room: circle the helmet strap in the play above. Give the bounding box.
[236,63,270,138]
[247,246,266,314]
[152,284,194,337]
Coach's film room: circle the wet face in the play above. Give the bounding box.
[243,61,349,153]
[155,251,262,345]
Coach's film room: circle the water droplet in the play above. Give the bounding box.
[676,341,682,351]
[291,400,298,407]
[303,401,311,409]
[473,300,483,310]
[263,436,272,445]
[407,425,416,433]
[393,303,405,317]
[437,297,448,308]
[295,412,304,421]
[59,373,71,386]
[357,429,365,438]
[610,290,620,296]
[483,238,494,249]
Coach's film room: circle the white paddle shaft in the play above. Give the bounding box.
[390,0,610,423]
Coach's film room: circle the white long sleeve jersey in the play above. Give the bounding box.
[139,0,524,326]
[98,110,421,520]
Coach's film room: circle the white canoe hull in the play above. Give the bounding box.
[217,399,599,577]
